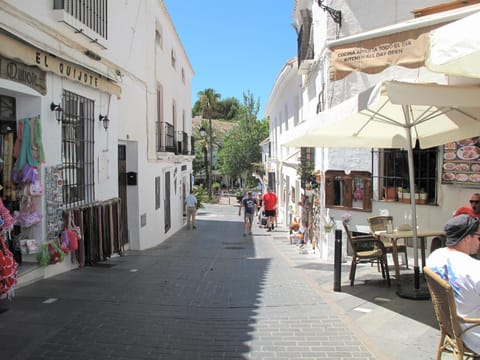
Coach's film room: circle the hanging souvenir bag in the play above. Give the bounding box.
[69,216,81,250]
[37,243,50,266]
[14,195,42,228]
[29,178,44,196]
[61,212,80,251]
[47,240,65,265]
[0,235,18,298]
[60,230,71,254]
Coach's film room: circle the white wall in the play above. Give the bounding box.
[285,0,480,260]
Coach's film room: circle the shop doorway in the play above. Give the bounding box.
[117,145,129,246]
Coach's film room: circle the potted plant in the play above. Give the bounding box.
[324,216,335,233]
[383,186,396,201]
[402,188,411,203]
[417,189,427,204]
[397,187,403,203]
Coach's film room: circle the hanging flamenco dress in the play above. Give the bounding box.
[0,232,18,299]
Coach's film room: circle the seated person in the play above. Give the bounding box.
[289,218,305,245]
[289,217,300,233]
[426,215,480,354]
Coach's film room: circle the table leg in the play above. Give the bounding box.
[420,237,426,269]
[391,238,401,281]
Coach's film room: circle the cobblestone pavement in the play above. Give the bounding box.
[0,202,439,359]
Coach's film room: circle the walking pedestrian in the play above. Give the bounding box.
[262,187,277,232]
[239,191,257,236]
[185,189,197,229]
[256,192,263,224]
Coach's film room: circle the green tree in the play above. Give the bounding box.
[192,92,239,121]
[198,89,221,198]
[218,91,269,188]
[217,97,240,120]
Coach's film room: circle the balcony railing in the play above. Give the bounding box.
[53,0,108,40]
[176,131,192,155]
[158,124,193,155]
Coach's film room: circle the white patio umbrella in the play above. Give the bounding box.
[282,80,480,297]
[426,11,480,78]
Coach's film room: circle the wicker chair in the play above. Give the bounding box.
[367,215,409,269]
[343,221,390,287]
[423,267,480,359]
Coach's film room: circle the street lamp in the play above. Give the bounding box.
[199,120,214,198]
[199,123,213,198]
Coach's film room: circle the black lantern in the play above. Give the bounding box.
[99,115,110,130]
[50,102,64,123]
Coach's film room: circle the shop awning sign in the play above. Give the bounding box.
[0,32,121,97]
[0,55,46,95]
[329,25,438,81]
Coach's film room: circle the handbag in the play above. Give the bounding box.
[47,241,65,265]
[14,196,42,228]
[29,179,44,196]
[66,215,81,251]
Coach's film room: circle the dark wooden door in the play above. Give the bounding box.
[164,171,171,233]
[118,145,129,245]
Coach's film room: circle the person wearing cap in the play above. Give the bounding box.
[238,191,257,236]
[262,187,277,232]
[426,214,480,353]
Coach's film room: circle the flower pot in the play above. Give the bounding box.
[415,193,427,204]
[384,187,396,201]
[397,191,403,202]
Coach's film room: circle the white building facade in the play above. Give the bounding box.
[267,0,480,260]
[0,0,194,282]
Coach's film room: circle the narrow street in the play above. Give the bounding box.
[0,202,438,359]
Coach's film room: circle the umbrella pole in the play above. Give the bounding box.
[396,105,429,300]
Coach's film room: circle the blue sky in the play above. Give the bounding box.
[164,1,297,117]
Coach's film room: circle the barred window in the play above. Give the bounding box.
[373,146,437,204]
[300,147,315,187]
[61,90,95,207]
[53,0,108,39]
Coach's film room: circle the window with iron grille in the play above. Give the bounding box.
[61,90,95,207]
[156,86,164,152]
[53,0,108,39]
[300,147,315,187]
[297,9,314,65]
[373,146,437,204]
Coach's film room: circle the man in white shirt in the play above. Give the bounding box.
[426,214,480,353]
[185,190,198,229]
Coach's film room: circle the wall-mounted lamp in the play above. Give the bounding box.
[50,102,64,123]
[317,0,342,27]
[99,114,110,130]
[199,126,206,137]
[84,49,101,61]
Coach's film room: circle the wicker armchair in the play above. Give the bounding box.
[367,215,409,268]
[423,267,480,359]
[343,221,390,287]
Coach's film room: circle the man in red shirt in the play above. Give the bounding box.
[262,187,277,232]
